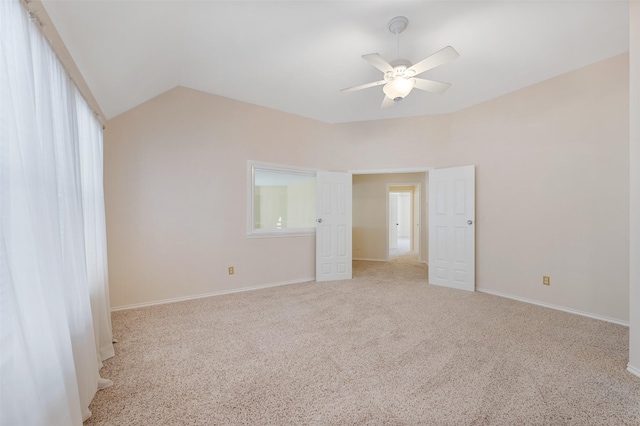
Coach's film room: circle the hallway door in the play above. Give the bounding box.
[389,193,398,250]
[316,171,352,282]
[428,166,475,291]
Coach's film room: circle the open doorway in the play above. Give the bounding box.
[352,171,428,269]
[388,184,420,262]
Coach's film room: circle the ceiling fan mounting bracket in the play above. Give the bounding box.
[388,16,408,35]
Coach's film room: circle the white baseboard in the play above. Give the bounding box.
[110,277,315,312]
[627,364,640,379]
[476,288,629,327]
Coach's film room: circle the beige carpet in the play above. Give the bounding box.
[86,261,640,425]
[388,251,420,264]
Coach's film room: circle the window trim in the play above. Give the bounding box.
[247,161,318,238]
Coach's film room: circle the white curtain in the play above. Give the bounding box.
[0,0,114,424]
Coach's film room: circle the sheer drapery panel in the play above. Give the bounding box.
[1,0,114,424]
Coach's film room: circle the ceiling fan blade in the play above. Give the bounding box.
[412,78,452,94]
[340,80,386,93]
[362,53,393,73]
[407,46,459,76]
[381,96,395,109]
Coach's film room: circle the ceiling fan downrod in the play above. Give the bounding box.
[388,16,408,61]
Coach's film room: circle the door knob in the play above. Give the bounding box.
[467,220,473,225]
[317,218,323,223]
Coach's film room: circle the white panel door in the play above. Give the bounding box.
[316,171,352,282]
[389,193,398,250]
[428,165,475,291]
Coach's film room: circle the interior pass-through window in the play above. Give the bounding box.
[247,161,316,237]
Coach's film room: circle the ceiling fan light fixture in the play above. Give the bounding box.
[383,78,415,101]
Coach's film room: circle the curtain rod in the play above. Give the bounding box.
[20,0,107,129]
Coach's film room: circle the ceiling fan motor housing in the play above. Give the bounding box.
[385,59,416,81]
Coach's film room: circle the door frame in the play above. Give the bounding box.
[350,167,433,265]
[350,168,434,174]
[387,182,422,260]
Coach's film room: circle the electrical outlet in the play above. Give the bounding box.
[228,266,234,275]
[543,276,550,286]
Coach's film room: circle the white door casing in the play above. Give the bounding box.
[316,171,352,282]
[428,165,475,291]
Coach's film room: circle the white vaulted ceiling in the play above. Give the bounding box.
[41,0,629,123]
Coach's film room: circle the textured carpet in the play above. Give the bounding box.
[389,251,420,264]
[86,261,640,425]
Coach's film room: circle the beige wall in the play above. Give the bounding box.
[104,87,335,308]
[105,54,630,325]
[353,174,427,262]
[450,54,629,320]
[337,54,630,322]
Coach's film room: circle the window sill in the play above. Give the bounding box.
[246,231,316,239]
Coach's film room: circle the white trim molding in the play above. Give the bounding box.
[477,288,629,327]
[349,167,434,175]
[111,277,315,312]
[627,365,640,379]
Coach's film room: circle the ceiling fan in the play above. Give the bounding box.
[341,16,459,108]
